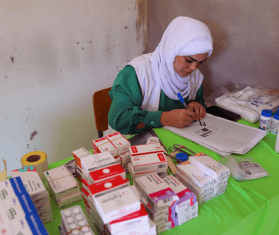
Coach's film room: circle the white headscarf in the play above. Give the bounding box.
[128,16,213,111]
[151,16,213,100]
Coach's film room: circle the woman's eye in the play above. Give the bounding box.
[185,58,192,63]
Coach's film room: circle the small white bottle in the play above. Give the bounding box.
[259,109,273,131]
[270,112,279,135]
[276,129,279,153]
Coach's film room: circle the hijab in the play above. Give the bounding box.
[128,16,213,111]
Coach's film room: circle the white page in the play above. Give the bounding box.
[164,114,267,155]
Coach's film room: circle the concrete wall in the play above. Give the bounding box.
[0,0,149,175]
[148,1,279,96]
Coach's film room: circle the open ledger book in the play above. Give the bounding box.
[164,113,267,156]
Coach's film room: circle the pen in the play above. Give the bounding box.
[177,92,203,126]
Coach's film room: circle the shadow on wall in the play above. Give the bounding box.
[200,19,230,97]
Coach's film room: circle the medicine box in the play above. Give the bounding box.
[72,147,92,169]
[93,132,131,157]
[189,155,230,180]
[176,163,214,189]
[93,184,141,224]
[86,175,130,199]
[44,166,80,200]
[129,143,163,156]
[131,152,168,174]
[81,152,117,174]
[134,173,179,212]
[108,204,149,235]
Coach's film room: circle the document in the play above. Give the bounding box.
[164,114,267,156]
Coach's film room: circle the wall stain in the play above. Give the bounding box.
[30,130,38,140]
[10,55,14,64]
[124,26,128,29]
[81,47,85,50]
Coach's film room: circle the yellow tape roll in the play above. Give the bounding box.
[21,151,48,178]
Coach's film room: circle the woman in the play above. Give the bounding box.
[108,16,213,135]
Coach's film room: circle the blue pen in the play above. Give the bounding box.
[177,92,203,126]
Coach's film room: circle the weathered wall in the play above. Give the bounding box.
[0,0,149,175]
[148,1,279,96]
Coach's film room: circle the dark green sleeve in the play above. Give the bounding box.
[108,65,163,135]
[193,84,207,108]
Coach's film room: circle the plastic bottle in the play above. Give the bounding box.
[270,112,279,135]
[276,129,279,153]
[259,109,273,131]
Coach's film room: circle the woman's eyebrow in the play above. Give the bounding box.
[187,56,207,63]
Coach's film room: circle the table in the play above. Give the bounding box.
[45,120,279,235]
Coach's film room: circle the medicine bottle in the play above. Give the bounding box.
[259,109,272,131]
[270,112,279,135]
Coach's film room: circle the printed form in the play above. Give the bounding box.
[164,113,267,156]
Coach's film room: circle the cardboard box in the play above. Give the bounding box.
[131,152,168,174]
[44,166,80,200]
[93,185,141,224]
[72,147,92,168]
[108,204,149,235]
[93,132,131,157]
[129,143,163,156]
[81,152,117,174]
[189,155,230,180]
[163,175,198,226]
[176,163,214,189]
[135,173,178,212]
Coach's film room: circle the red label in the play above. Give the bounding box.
[190,197,194,206]
[108,132,119,137]
[158,153,166,161]
[131,146,138,153]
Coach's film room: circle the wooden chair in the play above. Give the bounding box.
[92,87,112,138]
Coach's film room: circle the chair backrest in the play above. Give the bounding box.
[92,87,112,138]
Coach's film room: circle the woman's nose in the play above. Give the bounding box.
[189,62,199,71]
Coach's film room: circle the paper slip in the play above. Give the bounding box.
[44,166,80,200]
[189,155,230,180]
[131,152,168,174]
[129,143,163,156]
[164,113,267,156]
[93,185,141,224]
[81,152,117,174]
[135,173,179,212]
[72,147,92,168]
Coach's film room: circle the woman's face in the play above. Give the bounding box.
[173,53,208,77]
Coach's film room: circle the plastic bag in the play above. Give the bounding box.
[215,85,279,123]
[220,156,269,181]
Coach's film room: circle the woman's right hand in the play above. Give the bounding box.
[160,109,195,128]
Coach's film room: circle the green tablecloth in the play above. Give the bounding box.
[45,120,279,235]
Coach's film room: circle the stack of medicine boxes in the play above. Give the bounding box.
[128,142,168,182]
[81,160,154,234]
[176,153,230,204]
[77,134,154,235]
[134,173,180,234]
[11,166,53,224]
[44,165,82,209]
[131,174,198,233]
[0,177,48,235]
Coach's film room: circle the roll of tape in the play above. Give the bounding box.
[21,151,48,179]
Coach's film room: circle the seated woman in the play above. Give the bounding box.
[108,16,213,135]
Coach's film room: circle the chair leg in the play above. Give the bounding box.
[98,131,103,138]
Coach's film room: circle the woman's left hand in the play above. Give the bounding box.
[188,101,206,121]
